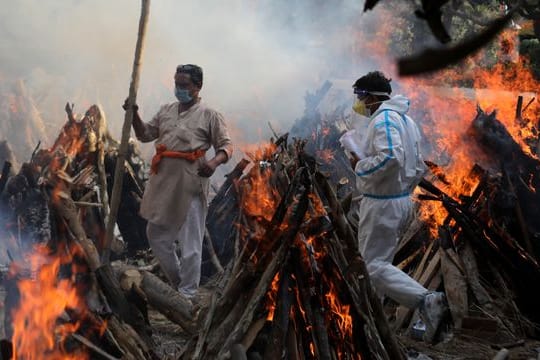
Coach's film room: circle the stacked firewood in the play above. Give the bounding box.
[180,137,406,360]
[392,104,540,343]
[0,104,167,359]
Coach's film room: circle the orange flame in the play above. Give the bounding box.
[392,30,539,234]
[316,149,336,164]
[241,167,279,223]
[325,282,353,339]
[10,244,98,360]
[266,272,280,321]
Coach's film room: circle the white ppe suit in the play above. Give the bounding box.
[354,95,428,308]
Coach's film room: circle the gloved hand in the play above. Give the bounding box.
[349,152,360,168]
[122,98,139,112]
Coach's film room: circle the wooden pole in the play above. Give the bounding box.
[104,0,151,263]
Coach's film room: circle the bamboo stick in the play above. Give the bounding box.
[104,0,151,263]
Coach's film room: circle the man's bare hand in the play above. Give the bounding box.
[122,98,139,112]
[198,158,218,177]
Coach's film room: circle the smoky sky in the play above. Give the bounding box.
[0,0,426,158]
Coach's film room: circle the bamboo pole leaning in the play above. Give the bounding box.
[104,0,151,264]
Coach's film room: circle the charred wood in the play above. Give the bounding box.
[0,161,12,196]
[263,260,293,360]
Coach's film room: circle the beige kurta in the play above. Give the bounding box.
[136,100,233,230]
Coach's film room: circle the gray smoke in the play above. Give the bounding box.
[0,0,419,159]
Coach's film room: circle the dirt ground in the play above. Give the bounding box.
[2,281,540,359]
[146,285,540,360]
[399,332,540,360]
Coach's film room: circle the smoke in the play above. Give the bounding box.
[0,1,385,148]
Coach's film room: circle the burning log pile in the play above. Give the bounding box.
[389,103,540,346]
[1,79,540,359]
[0,104,159,359]
[191,86,540,357]
[181,138,405,360]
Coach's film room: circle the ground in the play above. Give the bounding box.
[399,333,540,360]
[1,276,539,359]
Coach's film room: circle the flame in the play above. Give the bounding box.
[321,127,331,137]
[10,244,93,360]
[240,141,277,162]
[350,6,538,220]
[325,282,353,339]
[316,149,335,164]
[266,272,280,321]
[308,193,326,217]
[528,174,537,193]
[241,167,279,223]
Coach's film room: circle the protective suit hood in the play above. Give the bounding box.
[354,94,426,198]
[371,95,410,118]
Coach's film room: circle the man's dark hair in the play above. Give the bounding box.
[353,71,392,100]
[176,64,203,88]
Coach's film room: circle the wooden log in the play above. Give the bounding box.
[192,293,218,360]
[440,247,468,328]
[95,264,152,343]
[204,228,224,274]
[286,320,301,360]
[241,317,267,352]
[461,239,492,306]
[230,344,248,360]
[396,211,425,255]
[208,158,249,216]
[69,333,120,360]
[192,174,308,358]
[485,261,530,337]
[263,261,293,360]
[417,251,441,287]
[94,105,111,249]
[106,316,154,360]
[52,193,101,271]
[502,167,534,256]
[515,94,524,120]
[0,161,11,195]
[293,249,329,360]
[139,270,196,334]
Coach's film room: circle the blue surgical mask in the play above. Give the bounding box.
[175,87,193,104]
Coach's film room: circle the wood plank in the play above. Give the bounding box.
[440,247,468,328]
[394,241,437,329]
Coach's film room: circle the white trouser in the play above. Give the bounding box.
[357,196,428,308]
[146,197,206,297]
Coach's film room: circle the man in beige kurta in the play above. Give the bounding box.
[128,64,233,297]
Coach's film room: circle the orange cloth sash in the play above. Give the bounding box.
[151,144,206,174]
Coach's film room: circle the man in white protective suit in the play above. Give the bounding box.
[347,71,446,342]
